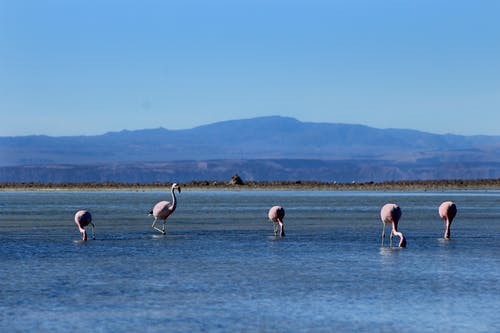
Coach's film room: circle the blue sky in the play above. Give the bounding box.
[1,0,499,136]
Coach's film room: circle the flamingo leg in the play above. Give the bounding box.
[151,218,165,234]
[90,223,95,240]
[273,223,278,236]
[389,230,394,247]
[381,223,386,246]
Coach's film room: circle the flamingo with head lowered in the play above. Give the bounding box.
[268,205,285,237]
[380,203,406,247]
[439,201,457,239]
[149,183,181,234]
[74,210,95,241]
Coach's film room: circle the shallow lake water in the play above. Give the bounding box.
[1,190,500,332]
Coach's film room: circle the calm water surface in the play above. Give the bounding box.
[1,190,500,332]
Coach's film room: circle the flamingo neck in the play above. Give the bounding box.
[392,223,406,247]
[170,187,177,211]
[278,220,285,237]
[444,220,451,239]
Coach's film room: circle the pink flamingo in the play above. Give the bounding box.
[380,203,406,247]
[439,201,457,239]
[74,210,95,241]
[149,183,181,234]
[268,205,285,237]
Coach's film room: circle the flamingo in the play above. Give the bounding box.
[149,183,181,234]
[439,201,457,239]
[268,205,285,237]
[380,203,406,247]
[74,210,95,241]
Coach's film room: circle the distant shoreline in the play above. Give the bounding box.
[2,179,500,191]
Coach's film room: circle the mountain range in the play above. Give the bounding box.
[1,116,500,182]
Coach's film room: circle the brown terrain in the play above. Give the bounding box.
[2,177,500,191]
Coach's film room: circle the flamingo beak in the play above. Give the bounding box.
[177,186,181,193]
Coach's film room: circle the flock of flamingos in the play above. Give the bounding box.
[73,183,458,247]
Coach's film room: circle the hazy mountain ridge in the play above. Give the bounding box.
[1,116,500,182]
[2,159,500,183]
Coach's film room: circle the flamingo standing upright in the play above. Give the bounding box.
[380,203,406,247]
[439,201,457,239]
[268,205,285,237]
[149,183,181,234]
[74,210,95,241]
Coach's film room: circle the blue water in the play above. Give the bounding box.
[1,190,500,332]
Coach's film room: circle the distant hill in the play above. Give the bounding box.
[1,116,500,182]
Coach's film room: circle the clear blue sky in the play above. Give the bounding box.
[1,0,499,136]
